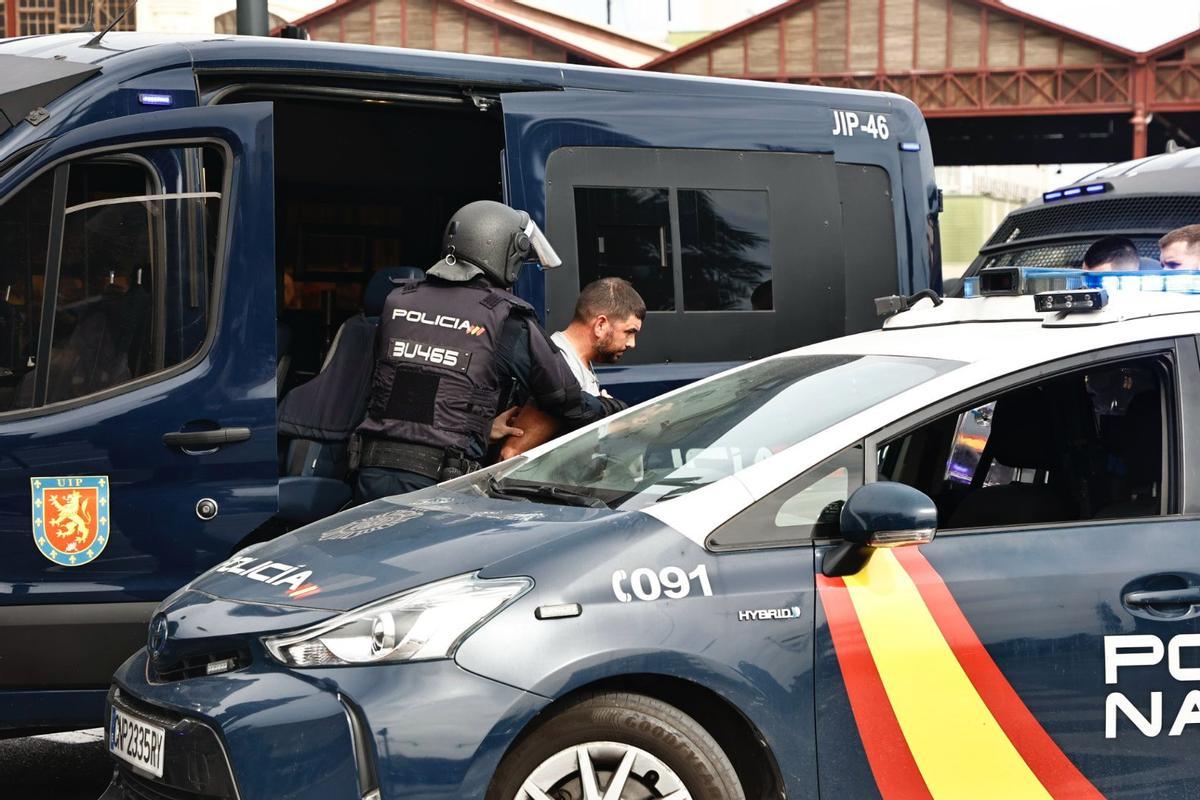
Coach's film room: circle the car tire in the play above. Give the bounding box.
[488,691,745,800]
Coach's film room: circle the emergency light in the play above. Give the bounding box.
[963,268,1200,314]
[1042,182,1111,203]
[137,92,173,107]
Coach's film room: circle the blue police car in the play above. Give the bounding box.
[102,270,1200,799]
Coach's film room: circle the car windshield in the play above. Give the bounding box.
[499,353,961,511]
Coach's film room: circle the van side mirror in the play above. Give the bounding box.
[821,482,937,577]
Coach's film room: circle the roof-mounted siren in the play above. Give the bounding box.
[1034,288,1109,314]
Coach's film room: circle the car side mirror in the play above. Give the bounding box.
[821,482,937,577]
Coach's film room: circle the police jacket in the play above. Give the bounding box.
[356,277,620,460]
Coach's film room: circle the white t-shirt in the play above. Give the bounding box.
[551,331,601,397]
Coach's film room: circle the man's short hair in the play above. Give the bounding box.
[573,277,646,323]
[1159,224,1200,253]
[1083,236,1139,271]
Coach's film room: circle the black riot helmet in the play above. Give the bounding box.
[430,200,561,287]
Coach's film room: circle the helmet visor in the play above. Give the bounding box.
[524,218,562,269]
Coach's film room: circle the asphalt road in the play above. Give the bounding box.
[0,729,112,800]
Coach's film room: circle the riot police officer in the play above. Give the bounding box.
[353,200,626,501]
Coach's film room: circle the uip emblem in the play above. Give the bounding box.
[31,476,110,566]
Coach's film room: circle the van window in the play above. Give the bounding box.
[574,187,674,311]
[679,189,772,311]
[49,159,158,404]
[0,172,53,412]
[0,145,223,412]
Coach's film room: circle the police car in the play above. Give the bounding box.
[103,269,1200,800]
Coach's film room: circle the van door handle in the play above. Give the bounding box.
[1123,588,1200,607]
[162,428,252,448]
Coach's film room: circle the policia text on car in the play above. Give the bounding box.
[352,201,628,501]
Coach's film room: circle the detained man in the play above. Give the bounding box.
[498,278,645,460]
[1082,235,1140,272]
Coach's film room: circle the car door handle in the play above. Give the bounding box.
[162,428,252,448]
[1123,588,1200,607]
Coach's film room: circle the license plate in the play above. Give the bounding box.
[108,706,165,778]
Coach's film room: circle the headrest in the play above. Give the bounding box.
[987,385,1057,470]
[364,267,424,317]
[1139,256,1163,271]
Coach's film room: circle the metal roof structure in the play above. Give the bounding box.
[288,0,671,68]
[645,0,1200,163]
[1,0,135,38]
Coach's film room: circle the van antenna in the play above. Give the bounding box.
[70,2,97,33]
[85,0,138,48]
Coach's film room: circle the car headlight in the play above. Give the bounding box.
[263,571,531,667]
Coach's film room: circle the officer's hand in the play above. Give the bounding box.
[598,394,628,416]
[490,406,525,443]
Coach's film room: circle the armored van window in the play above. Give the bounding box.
[574,187,673,311]
[678,189,772,312]
[0,171,54,412]
[546,147,847,365]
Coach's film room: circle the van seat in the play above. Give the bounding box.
[275,266,424,525]
[365,266,425,321]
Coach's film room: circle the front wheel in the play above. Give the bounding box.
[488,692,744,800]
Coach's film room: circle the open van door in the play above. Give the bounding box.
[501,88,848,401]
[0,103,276,728]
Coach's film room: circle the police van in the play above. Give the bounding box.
[103,269,1200,800]
[956,148,1200,284]
[0,32,937,733]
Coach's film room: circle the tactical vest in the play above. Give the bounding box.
[357,279,532,458]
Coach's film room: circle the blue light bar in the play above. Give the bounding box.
[963,267,1084,299]
[899,141,921,152]
[1083,269,1200,294]
[1043,182,1110,203]
[138,93,173,107]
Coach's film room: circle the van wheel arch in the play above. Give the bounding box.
[498,674,785,800]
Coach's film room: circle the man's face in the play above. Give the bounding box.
[593,314,642,364]
[1160,241,1200,270]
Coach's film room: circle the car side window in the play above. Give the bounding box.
[877,355,1171,529]
[707,445,863,551]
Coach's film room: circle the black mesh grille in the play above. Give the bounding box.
[986,195,1200,246]
[980,239,1161,270]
